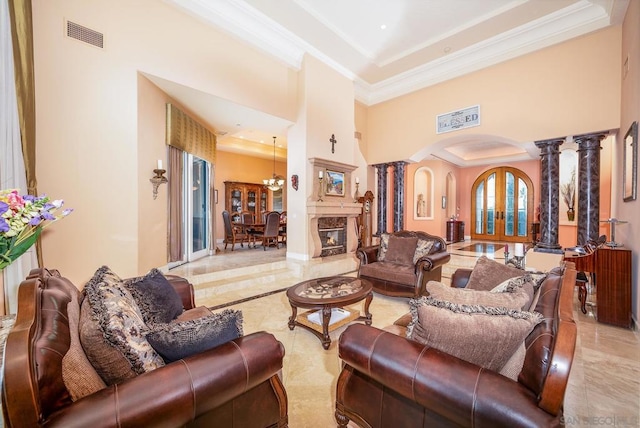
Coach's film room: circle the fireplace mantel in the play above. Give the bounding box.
[307,201,362,258]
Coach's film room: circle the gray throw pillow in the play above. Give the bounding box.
[146,309,243,362]
[125,268,184,325]
[407,296,542,372]
[384,236,419,265]
[465,256,524,291]
[426,280,530,310]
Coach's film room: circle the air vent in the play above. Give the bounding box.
[66,20,103,49]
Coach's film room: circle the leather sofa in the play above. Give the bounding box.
[357,230,450,297]
[2,268,288,428]
[335,263,577,427]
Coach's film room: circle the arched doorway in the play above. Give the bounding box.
[471,167,534,242]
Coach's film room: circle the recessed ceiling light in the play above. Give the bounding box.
[443,46,451,53]
[380,24,387,30]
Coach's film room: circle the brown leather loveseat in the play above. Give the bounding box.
[2,268,288,428]
[335,263,577,427]
[357,230,450,297]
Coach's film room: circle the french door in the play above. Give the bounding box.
[185,153,211,261]
[471,167,533,242]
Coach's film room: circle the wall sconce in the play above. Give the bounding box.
[150,161,168,199]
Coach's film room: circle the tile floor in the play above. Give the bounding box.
[170,241,640,428]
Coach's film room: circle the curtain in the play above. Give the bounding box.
[166,103,216,164]
[168,146,184,262]
[1,0,37,315]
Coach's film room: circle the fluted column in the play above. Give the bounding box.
[574,132,605,245]
[392,161,407,232]
[374,163,388,235]
[534,138,565,253]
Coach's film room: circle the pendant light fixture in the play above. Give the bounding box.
[263,136,285,191]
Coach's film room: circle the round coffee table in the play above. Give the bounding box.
[286,276,373,350]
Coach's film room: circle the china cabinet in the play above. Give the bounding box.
[224,181,268,222]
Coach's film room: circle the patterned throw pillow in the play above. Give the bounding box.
[125,268,184,325]
[378,233,390,261]
[407,296,542,372]
[146,309,243,362]
[83,266,165,378]
[413,239,434,264]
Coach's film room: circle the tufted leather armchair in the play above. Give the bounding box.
[2,268,288,428]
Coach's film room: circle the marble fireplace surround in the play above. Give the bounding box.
[307,158,362,258]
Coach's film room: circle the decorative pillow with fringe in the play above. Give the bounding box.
[146,309,244,362]
[407,296,543,372]
[426,280,530,310]
[83,266,165,380]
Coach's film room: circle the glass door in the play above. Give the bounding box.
[185,154,211,261]
[471,167,533,242]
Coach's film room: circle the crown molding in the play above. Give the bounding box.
[164,0,618,107]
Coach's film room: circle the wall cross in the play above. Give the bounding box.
[330,134,337,153]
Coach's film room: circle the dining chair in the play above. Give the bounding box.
[241,211,261,246]
[278,211,287,245]
[222,210,252,250]
[256,211,281,250]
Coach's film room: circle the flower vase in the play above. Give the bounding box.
[567,208,575,222]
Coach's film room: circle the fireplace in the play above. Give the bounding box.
[307,157,362,258]
[318,217,347,257]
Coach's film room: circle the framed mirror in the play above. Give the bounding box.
[623,121,637,202]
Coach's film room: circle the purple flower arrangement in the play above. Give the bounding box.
[0,189,73,269]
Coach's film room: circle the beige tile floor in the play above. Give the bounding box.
[171,241,640,428]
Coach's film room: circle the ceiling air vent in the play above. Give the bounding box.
[66,20,103,49]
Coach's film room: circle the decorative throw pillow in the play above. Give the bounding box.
[426,280,530,310]
[384,236,419,265]
[125,268,184,325]
[83,266,165,377]
[407,297,543,372]
[378,233,390,261]
[62,286,107,400]
[146,309,243,362]
[465,256,524,291]
[413,239,434,264]
[79,298,137,385]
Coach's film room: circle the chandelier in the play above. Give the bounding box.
[263,136,285,191]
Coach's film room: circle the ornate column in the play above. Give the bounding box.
[574,132,606,245]
[391,161,407,232]
[534,138,565,253]
[373,163,388,236]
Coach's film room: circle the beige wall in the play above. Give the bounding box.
[365,27,622,165]
[33,0,298,283]
[618,1,640,323]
